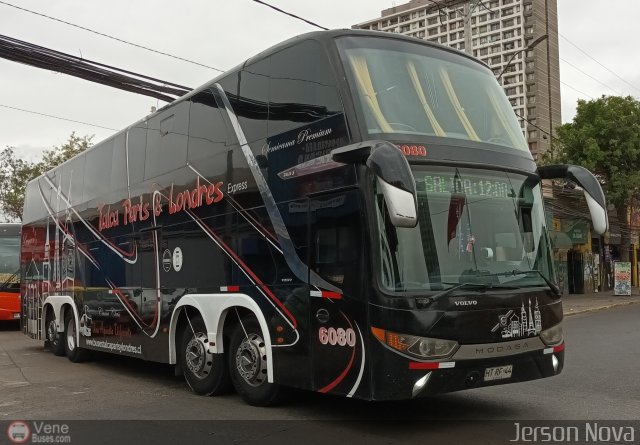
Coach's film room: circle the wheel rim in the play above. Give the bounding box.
[66,318,76,351]
[235,333,267,387]
[185,333,213,380]
[47,319,58,344]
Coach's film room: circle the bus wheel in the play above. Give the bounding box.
[45,310,65,356]
[229,316,283,406]
[64,312,90,363]
[179,315,231,396]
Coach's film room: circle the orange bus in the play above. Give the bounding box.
[0,223,21,321]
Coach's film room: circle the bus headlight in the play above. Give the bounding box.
[371,327,458,359]
[540,323,563,346]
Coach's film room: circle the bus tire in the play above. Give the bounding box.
[45,309,65,356]
[64,311,90,363]
[229,315,284,406]
[179,314,231,396]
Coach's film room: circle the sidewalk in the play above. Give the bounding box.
[562,289,640,316]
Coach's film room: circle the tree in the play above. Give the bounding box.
[552,95,640,261]
[0,133,92,221]
[0,148,42,221]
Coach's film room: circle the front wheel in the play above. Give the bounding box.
[64,312,90,363]
[179,314,231,396]
[228,316,284,406]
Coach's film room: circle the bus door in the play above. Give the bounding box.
[307,188,366,394]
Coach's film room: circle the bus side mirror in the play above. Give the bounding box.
[331,140,418,228]
[538,164,608,234]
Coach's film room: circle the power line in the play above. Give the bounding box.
[0,0,224,73]
[250,0,328,30]
[560,33,640,96]
[0,104,117,131]
[560,57,621,95]
[0,33,192,102]
[513,110,558,142]
[560,80,594,99]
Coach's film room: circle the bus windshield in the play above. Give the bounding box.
[337,36,529,152]
[374,166,554,292]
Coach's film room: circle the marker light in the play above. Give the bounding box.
[372,327,458,360]
[540,323,563,346]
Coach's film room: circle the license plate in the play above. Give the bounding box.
[484,365,513,381]
[13,313,20,319]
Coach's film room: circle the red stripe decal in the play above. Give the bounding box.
[318,347,356,393]
[322,291,342,300]
[553,343,565,353]
[409,362,440,370]
[197,218,297,328]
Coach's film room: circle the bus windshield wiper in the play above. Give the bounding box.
[491,269,560,295]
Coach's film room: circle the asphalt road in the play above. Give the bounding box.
[1,305,639,444]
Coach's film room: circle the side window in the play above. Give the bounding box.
[237,60,269,143]
[64,155,86,209]
[188,89,231,163]
[145,101,190,180]
[216,59,269,145]
[23,182,45,223]
[110,133,127,192]
[309,190,362,298]
[83,141,113,203]
[268,40,344,137]
[126,122,147,186]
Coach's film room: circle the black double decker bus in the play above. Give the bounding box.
[22,30,607,405]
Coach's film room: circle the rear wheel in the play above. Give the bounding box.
[45,309,65,356]
[229,316,284,406]
[179,314,231,396]
[64,311,90,363]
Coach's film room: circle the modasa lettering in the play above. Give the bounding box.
[169,176,224,214]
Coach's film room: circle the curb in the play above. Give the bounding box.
[564,299,640,316]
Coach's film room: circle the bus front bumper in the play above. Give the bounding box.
[371,342,564,400]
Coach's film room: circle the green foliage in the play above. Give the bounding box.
[0,133,92,221]
[552,95,640,207]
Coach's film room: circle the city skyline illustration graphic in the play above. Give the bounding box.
[492,298,542,339]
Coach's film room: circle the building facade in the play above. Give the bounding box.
[353,0,561,160]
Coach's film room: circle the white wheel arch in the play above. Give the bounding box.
[168,293,274,383]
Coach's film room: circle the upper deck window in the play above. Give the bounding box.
[336,36,528,152]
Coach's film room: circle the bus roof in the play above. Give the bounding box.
[24,29,489,187]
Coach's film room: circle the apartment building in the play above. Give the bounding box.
[353,0,561,159]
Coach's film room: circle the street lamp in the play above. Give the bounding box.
[497,34,548,81]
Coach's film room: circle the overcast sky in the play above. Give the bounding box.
[1,0,639,160]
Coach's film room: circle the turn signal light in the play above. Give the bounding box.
[371,327,458,360]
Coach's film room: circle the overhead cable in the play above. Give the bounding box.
[560,33,640,96]
[0,0,223,72]
[0,34,192,103]
[0,104,117,131]
[250,0,328,30]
